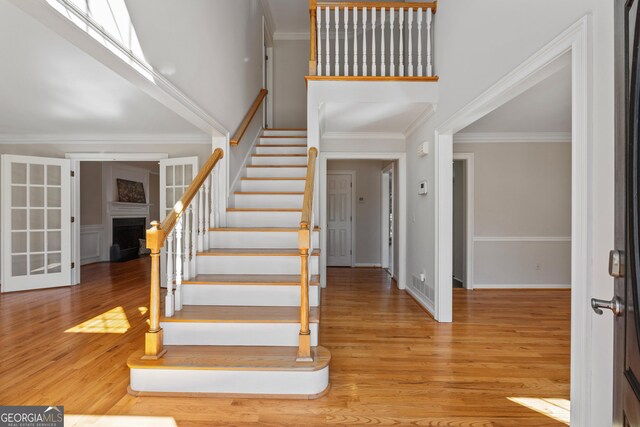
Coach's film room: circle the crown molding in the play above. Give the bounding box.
[0,134,211,144]
[453,132,572,144]
[322,131,405,140]
[404,105,436,137]
[273,32,311,41]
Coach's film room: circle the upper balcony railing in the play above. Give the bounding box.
[308,1,437,79]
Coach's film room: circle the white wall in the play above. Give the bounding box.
[327,159,385,266]
[454,142,571,287]
[273,39,307,128]
[404,1,614,423]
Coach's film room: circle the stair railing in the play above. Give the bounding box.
[297,147,318,362]
[230,89,268,146]
[143,148,224,359]
[308,1,437,78]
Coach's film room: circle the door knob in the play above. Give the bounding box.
[591,297,623,316]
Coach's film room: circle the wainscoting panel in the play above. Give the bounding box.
[473,238,571,288]
[80,225,105,265]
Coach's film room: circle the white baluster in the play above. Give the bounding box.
[183,207,191,281]
[362,7,367,76]
[197,187,204,252]
[190,205,197,277]
[210,171,217,228]
[165,230,174,317]
[381,8,386,76]
[353,7,358,76]
[317,6,322,76]
[174,216,183,311]
[417,8,423,77]
[344,7,348,76]
[408,8,413,77]
[399,8,404,76]
[371,7,376,76]
[427,8,433,76]
[390,8,395,76]
[204,178,210,250]
[334,6,340,76]
[325,6,330,75]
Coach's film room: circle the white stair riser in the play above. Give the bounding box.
[246,167,307,178]
[240,180,305,192]
[209,230,319,248]
[259,137,307,145]
[226,211,300,227]
[182,284,320,307]
[231,194,303,209]
[197,255,319,275]
[161,322,318,346]
[251,156,307,166]
[130,366,328,396]
[256,146,307,155]
[263,130,307,137]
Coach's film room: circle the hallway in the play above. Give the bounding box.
[0,261,570,425]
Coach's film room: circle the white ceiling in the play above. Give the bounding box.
[0,0,205,137]
[460,61,571,133]
[322,102,431,135]
[265,0,408,36]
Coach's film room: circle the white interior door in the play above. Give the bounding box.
[159,157,198,284]
[2,155,72,292]
[327,173,352,267]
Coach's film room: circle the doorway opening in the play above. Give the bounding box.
[381,163,395,278]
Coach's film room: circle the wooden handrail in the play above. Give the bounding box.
[230,89,268,146]
[297,147,318,362]
[313,1,437,11]
[143,148,224,359]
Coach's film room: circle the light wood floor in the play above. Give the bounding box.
[0,259,570,426]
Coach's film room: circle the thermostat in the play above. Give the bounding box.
[418,180,428,195]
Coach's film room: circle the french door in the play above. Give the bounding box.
[1,155,72,292]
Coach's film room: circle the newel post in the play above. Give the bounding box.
[309,0,317,76]
[297,226,312,362]
[144,221,167,360]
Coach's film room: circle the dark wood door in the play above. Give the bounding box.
[613,1,640,424]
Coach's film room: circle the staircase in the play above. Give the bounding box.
[127,129,330,398]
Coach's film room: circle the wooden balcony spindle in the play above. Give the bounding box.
[417,8,423,77]
[399,8,404,76]
[309,0,318,76]
[144,221,166,360]
[316,6,322,76]
[363,7,368,76]
[381,7,386,76]
[427,7,433,76]
[390,8,395,76]
[334,6,340,76]
[372,7,377,76]
[408,8,413,77]
[344,7,349,76]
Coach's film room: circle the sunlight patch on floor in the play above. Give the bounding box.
[508,397,570,425]
[65,306,131,334]
[65,415,177,427]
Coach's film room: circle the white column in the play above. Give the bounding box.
[325,6,330,75]
[417,8,423,77]
[164,230,174,317]
[362,7,367,76]
[399,8,404,76]
[381,8,386,76]
[344,7,349,76]
[317,6,322,76]
[390,8,395,76]
[427,8,433,77]
[353,7,358,76]
[408,8,413,77]
[371,7,377,76]
[174,215,183,311]
[334,6,340,76]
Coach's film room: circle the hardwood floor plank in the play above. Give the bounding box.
[0,261,570,426]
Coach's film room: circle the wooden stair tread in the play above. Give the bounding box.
[128,345,329,371]
[234,192,304,195]
[246,165,306,168]
[208,227,320,232]
[261,135,307,138]
[183,274,320,285]
[226,208,301,212]
[161,305,320,323]
[256,144,307,148]
[197,248,320,256]
[252,154,307,157]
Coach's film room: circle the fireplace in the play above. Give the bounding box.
[110,217,146,262]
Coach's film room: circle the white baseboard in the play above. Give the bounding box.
[473,283,571,289]
[405,285,435,317]
[353,263,382,268]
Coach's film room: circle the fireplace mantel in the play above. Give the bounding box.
[108,201,150,218]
